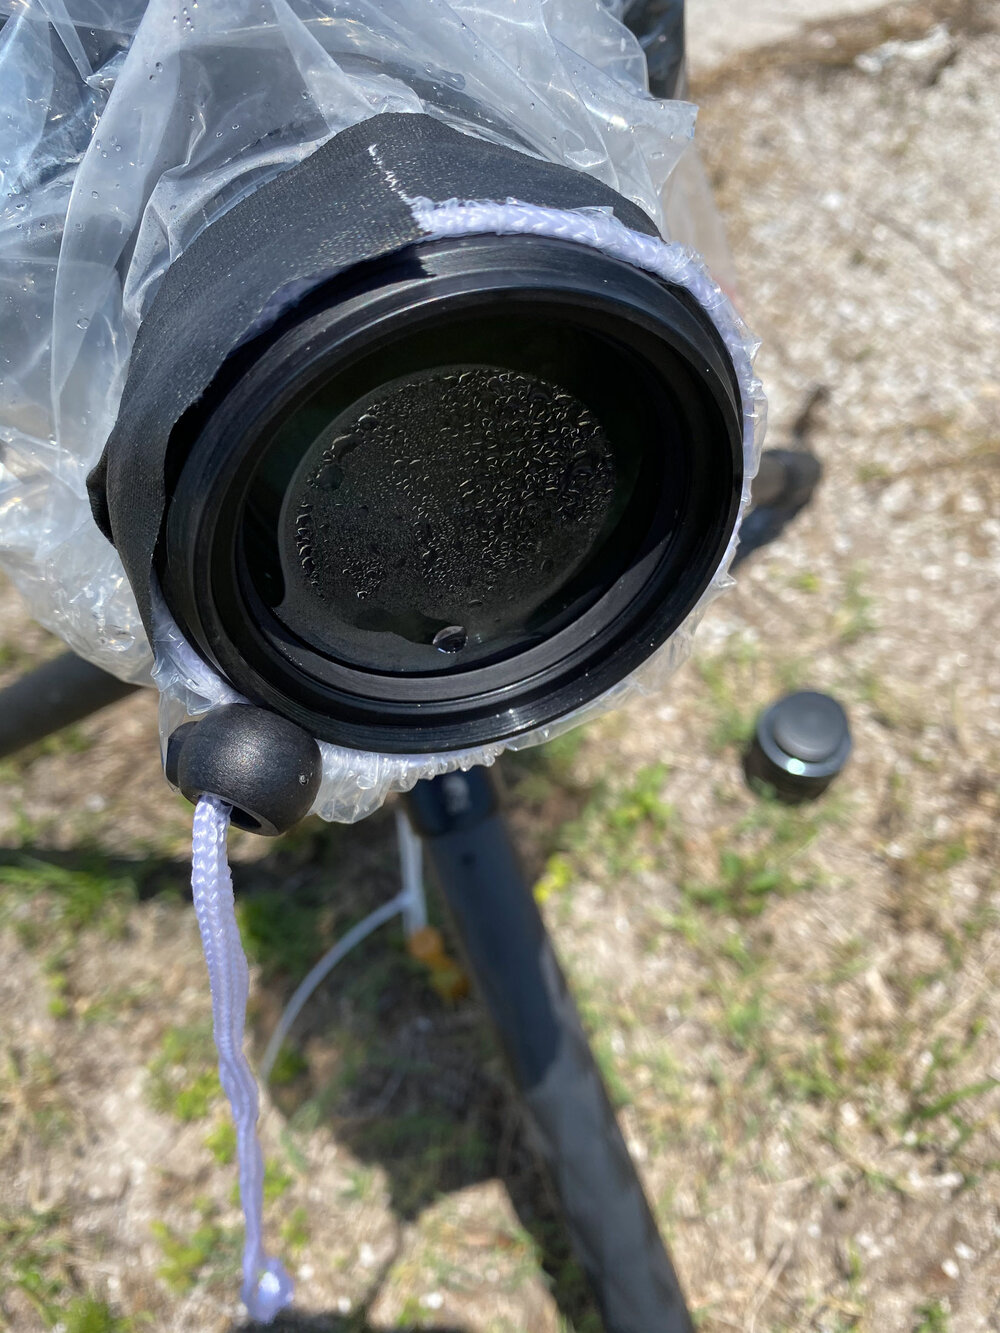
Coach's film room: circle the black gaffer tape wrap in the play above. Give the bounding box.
[87,111,657,639]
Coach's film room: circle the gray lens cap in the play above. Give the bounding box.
[746,690,852,801]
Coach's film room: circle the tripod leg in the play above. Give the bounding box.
[0,651,140,760]
[734,446,823,568]
[624,1,687,100]
[405,767,695,1333]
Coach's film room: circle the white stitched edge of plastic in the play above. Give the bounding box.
[152,199,766,823]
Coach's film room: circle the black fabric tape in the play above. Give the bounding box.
[87,111,657,640]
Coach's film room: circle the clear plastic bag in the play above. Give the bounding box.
[0,0,764,821]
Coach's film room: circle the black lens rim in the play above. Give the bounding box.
[243,321,677,678]
[160,234,744,754]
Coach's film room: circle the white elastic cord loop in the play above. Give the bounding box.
[190,794,294,1324]
[410,197,767,556]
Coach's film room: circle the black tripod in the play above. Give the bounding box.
[0,448,818,1333]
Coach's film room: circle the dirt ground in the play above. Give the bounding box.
[2,2,999,1331]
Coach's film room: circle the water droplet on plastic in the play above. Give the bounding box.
[76,317,89,330]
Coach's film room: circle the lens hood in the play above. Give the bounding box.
[158,232,743,752]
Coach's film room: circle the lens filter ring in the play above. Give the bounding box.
[160,234,743,753]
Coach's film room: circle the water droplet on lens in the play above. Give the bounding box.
[432,625,467,654]
[316,462,344,491]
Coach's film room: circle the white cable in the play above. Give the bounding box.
[259,810,428,1085]
[395,809,428,937]
[190,795,293,1325]
[259,891,405,1085]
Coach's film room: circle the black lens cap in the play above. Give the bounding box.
[745,691,852,801]
[160,233,744,753]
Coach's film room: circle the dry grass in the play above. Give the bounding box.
[2,3,1000,1330]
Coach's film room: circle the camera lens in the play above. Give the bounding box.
[160,234,743,752]
[244,318,666,675]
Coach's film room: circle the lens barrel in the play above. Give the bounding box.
[158,233,743,753]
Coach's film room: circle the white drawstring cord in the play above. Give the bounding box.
[190,794,293,1324]
[190,798,428,1318]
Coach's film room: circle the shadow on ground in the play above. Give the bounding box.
[235,1317,464,1333]
[1,741,602,1332]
